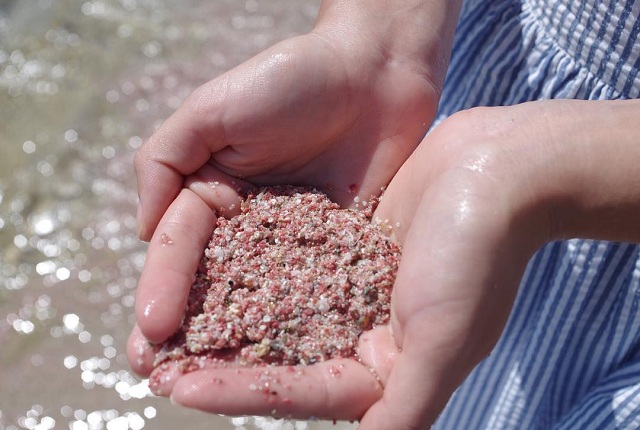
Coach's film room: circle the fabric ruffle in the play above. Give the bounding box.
[436,0,639,125]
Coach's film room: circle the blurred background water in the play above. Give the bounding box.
[0,1,356,429]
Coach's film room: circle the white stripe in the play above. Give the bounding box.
[614,383,640,428]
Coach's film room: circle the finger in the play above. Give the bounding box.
[149,357,236,397]
[135,187,218,343]
[357,325,399,387]
[184,163,254,215]
[149,361,184,397]
[358,325,469,430]
[134,89,226,241]
[169,359,382,421]
[151,326,398,407]
[135,163,254,344]
[126,324,157,377]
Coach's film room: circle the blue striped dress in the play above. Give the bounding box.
[433,0,640,428]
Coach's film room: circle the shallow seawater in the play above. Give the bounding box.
[0,1,356,429]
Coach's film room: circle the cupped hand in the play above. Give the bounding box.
[344,99,640,429]
[129,2,458,419]
[134,26,440,242]
[356,104,551,428]
[129,102,558,426]
[132,10,441,353]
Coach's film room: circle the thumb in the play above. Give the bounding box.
[357,303,488,430]
[134,86,227,241]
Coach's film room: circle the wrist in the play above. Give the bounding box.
[313,0,462,92]
[426,99,640,258]
[537,99,640,243]
[494,100,640,245]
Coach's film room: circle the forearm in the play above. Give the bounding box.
[545,99,640,243]
[313,0,463,91]
[509,99,640,245]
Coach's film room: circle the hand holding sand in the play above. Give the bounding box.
[357,100,640,429]
[129,0,471,425]
[130,1,453,411]
[128,100,640,428]
[127,103,533,426]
